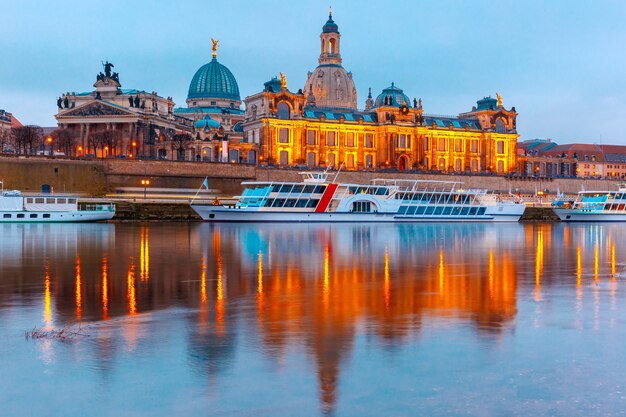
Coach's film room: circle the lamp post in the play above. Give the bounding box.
[46,137,53,156]
[141,179,150,200]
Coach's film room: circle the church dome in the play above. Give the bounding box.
[194,114,220,129]
[374,83,411,107]
[187,58,240,101]
[304,66,357,110]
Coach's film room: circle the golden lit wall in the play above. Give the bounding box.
[261,118,518,173]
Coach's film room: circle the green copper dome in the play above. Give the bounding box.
[187,58,240,101]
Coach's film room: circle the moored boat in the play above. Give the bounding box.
[0,182,115,223]
[191,172,525,223]
[553,185,626,222]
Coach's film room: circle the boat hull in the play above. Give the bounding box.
[191,205,525,223]
[0,210,115,223]
[553,209,626,222]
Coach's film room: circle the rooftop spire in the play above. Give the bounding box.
[329,5,332,19]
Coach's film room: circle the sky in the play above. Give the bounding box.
[2,0,626,144]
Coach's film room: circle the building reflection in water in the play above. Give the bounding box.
[2,222,626,414]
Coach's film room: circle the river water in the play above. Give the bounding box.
[1,222,626,416]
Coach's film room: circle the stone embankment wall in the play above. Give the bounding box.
[0,156,621,196]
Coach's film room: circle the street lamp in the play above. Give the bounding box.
[46,137,53,156]
[141,179,150,200]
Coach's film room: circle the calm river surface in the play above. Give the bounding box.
[1,222,626,416]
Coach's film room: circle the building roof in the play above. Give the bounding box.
[423,115,482,130]
[322,12,339,34]
[193,114,221,129]
[374,83,411,108]
[542,143,605,162]
[303,108,377,123]
[174,106,244,115]
[187,58,240,101]
[476,96,498,111]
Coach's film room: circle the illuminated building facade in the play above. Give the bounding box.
[243,12,519,173]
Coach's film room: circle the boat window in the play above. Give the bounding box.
[57,198,66,204]
[407,206,417,215]
[415,206,426,215]
[442,207,452,215]
[3,214,11,218]
[264,199,274,207]
[375,187,388,196]
[303,185,315,194]
[307,199,319,208]
[477,207,486,215]
[43,214,51,218]
[296,199,308,208]
[68,199,77,204]
[460,207,470,216]
[30,213,38,218]
[46,198,55,204]
[452,207,462,216]
[284,199,297,207]
[292,185,304,194]
[26,198,33,203]
[35,198,45,204]
[434,206,443,215]
[17,214,25,218]
[278,184,294,193]
[270,184,281,193]
[469,207,478,215]
[352,201,372,213]
[398,206,408,214]
[425,206,435,215]
[273,199,285,207]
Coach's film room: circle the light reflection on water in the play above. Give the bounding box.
[1,222,626,416]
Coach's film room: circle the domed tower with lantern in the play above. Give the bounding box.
[303,9,357,110]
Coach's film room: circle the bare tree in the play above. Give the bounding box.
[0,128,11,153]
[89,130,123,157]
[12,125,43,155]
[51,128,77,156]
[171,133,192,161]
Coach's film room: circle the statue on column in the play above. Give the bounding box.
[57,97,62,108]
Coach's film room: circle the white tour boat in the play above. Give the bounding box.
[0,182,115,223]
[553,185,626,222]
[191,172,525,223]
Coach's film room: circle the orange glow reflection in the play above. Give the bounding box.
[102,254,109,320]
[140,226,150,282]
[384,248,390,310]
[75,255,82,321]
[594,243,599,282]
[488,249,494,299]
[438,249,444,294]
[201,255,207,304]
[611,244,616,280]
[534,228,543,301]
[215,230,225,334]
[127,258,137,315]
[44,259,52,327]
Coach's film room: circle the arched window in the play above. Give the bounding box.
[495,118,506,133]
[329,38,336,54]
[277,102,290,120]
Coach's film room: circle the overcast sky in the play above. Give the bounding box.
[2,0,626,144]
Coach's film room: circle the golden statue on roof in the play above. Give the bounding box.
[496,92,503,107]
[211,38,219,58]
[279,72,287,89]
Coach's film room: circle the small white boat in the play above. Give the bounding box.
[0,182,115,223]
[554,185,626,222]
[191,171,525,223]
